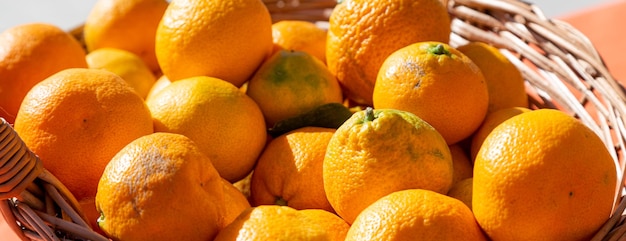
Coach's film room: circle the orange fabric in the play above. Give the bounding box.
[0,214,20,241]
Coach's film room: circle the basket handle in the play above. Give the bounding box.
[0,118,44,200]
[0,118,109,241]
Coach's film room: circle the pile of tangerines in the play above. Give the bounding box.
[0,0,618,240]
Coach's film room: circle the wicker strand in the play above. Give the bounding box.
[33,209,108,241]
[16,204,58,241]
[592,186,626,240]
[41,179,88,229]
[0,118,109,241]
[263,0,335,22]
[448,0,626,239]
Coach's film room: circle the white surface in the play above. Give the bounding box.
[0,0,618,33]
[535,0,616,17]
[0,0,98,32]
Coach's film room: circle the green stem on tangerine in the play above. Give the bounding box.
[364,107,375,122]
[275,197,288,206]
[97,212,105,227]
[429,43,451,56]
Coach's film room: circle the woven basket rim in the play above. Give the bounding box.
[446,4,626,240]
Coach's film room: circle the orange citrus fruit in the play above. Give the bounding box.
[323,108,453,223]
[457,42,528,113]
[345,189,488,241]
[247,50,343,126]
[233,171,253,203]
[214,205,335,241]
[449,144,473,185]
[447,177,473,210]
[146,76,267,182]
[78,198,107,235]
[96,132,225,241]
[83,0,169,72]
[326,0,451,105]
[272,20,327,63]
[469,106,531,160]
[298,209,350,241]
[251,126,336,212]
[86,47,157,99]
[13,68,153,201]
[473,109,617,241]
[373,42,488,145]
[155,0,273,86]
[145,74,171,103]
[0,23,87,124]
[220,178,251,229]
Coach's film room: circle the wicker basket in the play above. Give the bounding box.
[2,0,626,240]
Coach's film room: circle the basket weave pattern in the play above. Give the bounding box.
[447,1,626,239]
[0,118,109,241]
[2,0,626,240]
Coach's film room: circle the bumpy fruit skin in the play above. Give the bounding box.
[220,179,251,229]
[251,127,336,212]
[96,132,226,241]
[0,23,87,124]
[346,189,488,241]
[299,209,350,241]
[326,0,451,105]
[447,177,473,210]
[155,0,273,87]
[214,205,333,240]
[449,144,473,186]
[271,20,328,63]
[457,41,528,114]
[146,76,267,182]
[373,42,488,145]
[473,109,617,241]
[83,0,169,72]
[86,47,157,99]
[470,107,531,160]
[14,68,153,202]
[323,108,453,224]
[247,50,343,126]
